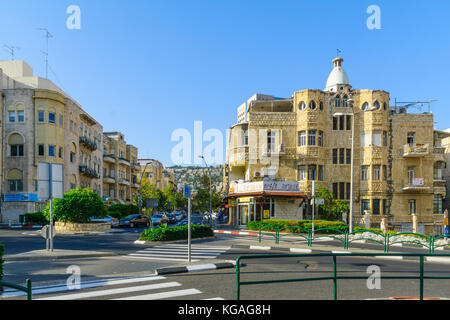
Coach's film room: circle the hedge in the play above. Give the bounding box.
[139,224,214,242]
[107,204,139,219]
[0,243,4,281]
[24,212,48,226]
[246,219,397,236]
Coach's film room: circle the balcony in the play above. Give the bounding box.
[103,154,116,164]
[402,178,431,192]
[401,144,429,157]
[118,157,130,167]
[79,165,100,179]
[79,136,98,151]
[118,178,130,186]
[103,176,115,184]
[433,147,446,162]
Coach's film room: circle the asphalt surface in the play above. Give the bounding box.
[2,222,450,300]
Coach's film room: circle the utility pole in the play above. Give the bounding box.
[199,155,212,228]
[38,28,53,79]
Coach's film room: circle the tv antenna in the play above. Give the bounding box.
[393,99,438,114]
[38,28,53,79]
[4,45,20,60]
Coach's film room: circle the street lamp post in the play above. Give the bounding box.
[334,100,376,233]
[199,155,212,227]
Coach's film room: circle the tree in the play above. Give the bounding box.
[316,187,349,221]
[192,173,222,213]
[44,188,107,223]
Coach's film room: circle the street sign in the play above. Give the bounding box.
[41,225,56,239]
[315,198,325,205]
[146,198,157,209]
[184,185,191,198]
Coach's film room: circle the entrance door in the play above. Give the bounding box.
[238,204,249,226]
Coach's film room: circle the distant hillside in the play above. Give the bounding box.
[169,165,224,193]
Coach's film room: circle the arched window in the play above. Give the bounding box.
[336,95,341,107]
[362,102,369,111]
[373,101,380,110]
[8,133,24,157]
[309,101,316,110]
[319,101,324,110]
[299,102,306,110]
[383,102,387,111]
[7,169,23,192]
[343,95,349,107]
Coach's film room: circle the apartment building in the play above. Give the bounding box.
[102,132,140,204]
[0,60,103,223]
[139,159,175,191]
[225,57,449,235]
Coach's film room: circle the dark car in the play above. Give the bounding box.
[166,213,177,224]
[119,215,150,228]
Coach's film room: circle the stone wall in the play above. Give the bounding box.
[55,221,111,233]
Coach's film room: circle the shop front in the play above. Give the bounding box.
[226,181,307,227]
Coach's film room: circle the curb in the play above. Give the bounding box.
[213,230,258,237]
[4,252,117,262]
[156,261,236,275]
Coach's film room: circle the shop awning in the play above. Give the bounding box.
[226,191,308,198]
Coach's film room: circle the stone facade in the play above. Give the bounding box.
[102,132,140,204]
[225,57,449,235]
[0,61,103,223]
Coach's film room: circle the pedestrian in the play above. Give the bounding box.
[444,209,449,240]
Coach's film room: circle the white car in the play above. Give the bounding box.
[90,216,119,228]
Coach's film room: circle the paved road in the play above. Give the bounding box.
[3,253,450,300]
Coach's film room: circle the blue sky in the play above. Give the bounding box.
[1,0,450,166]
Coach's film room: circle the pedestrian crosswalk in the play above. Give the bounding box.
[1,274,225,300]
[124,244,231,262]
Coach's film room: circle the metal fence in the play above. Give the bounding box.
[0,279,32,300]
[257,226,450,253]
[235,253,450,300]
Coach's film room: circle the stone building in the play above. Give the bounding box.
[139,159,175,191]
[102,132,140,204]
[0,60,103,223]
[225,57,448,235]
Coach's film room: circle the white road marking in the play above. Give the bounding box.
[113,289,202,300]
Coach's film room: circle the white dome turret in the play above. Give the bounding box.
[325,57,350,92]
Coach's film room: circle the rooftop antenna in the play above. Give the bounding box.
[38,28,53,79]
[337,49,342,57]
[4,45,20,60]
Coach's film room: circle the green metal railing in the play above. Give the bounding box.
[0,279,32,300]
[235,253,450,300]
[254,226,449,253]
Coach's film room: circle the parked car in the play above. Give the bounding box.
[151,213,169,226]
[173,212,184,222]
[90,216,119,228]
[119,215,150,228]
[166,213,177,224]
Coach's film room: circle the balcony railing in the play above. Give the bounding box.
[103,154,116,163]
[402,144,429,157]
[79,165,100,179]
[118,178,130,186]
[402,178,430,191]
[103,176,115,184]
[118,157,130,166]
[79,136,98,151]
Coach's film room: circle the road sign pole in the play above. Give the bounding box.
[188,197,191,263]
[312,181,315,239]
[49,164,54,252]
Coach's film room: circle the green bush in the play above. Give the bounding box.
[43,188,107,223]
[24,212,48,226]
[0,243,4,281]
[139,224,214,242]
[107,204,139,218]
[247,219,348,234]
[107,211,123,219]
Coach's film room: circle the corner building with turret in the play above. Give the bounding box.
[225,57,448,235]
